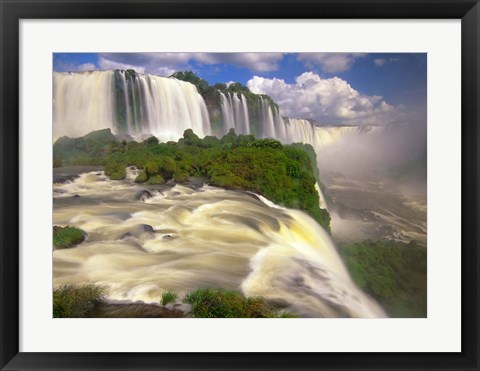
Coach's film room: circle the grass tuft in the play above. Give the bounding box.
[183,288,296,318]
[160,291,178,306]
[53,283,107,318]
[53,226,86,249]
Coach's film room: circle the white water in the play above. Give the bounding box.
[53,71,116,139]
[53,70,371,150]
[53,169,386,318]
[53,71,211,142]
[219,92,250,135]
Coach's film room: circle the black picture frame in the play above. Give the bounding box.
[1,1,479,370]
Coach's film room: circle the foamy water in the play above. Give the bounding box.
[53,168,386,318]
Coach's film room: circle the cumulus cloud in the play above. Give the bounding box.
[96,52,283,75]
[297,53,367,73]
[247,72,403,125]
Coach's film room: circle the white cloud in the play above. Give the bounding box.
[96,52,283,75]
[374,57,400,67]
[76,63,96,71]
[193,53,283,72]
[98,57,146,73]
[374,58,386,67]
[297,53,367,73]
[247,72,403,125]
[55,61,97,72]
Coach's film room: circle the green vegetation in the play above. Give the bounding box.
[53,226,86,249]
[53,284,107,318]
[170,71,209,93]
[160,291,178,306]
[148,174,166,185]
[183,288,296,318]
[53,128,330,230]
[104,156,127,180]
[134,170,148,183]
[53,128,121,166]
[340,240,427,317]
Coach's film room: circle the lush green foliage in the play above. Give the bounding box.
[134,170,148,183]
[340,240,427,317]
[53,128,121,166]
[183,288,295,318]
[170,71,209,93]
[53,284,107,318]
[53,226,86,249]
[148,174,166,185]
[104,156,127,180]
[160,291,178,306]
[53,129,330,230]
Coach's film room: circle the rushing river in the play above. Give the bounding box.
[53,167,386,318]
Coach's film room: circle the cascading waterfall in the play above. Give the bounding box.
[219,92,250,135]
[53,70,371,149]
[53,71,116,139]
[51,71,399,317]
[260,98,276,139]
[53,70,211,142]
[53,169,386,318]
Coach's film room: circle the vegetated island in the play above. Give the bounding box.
[53,127,330,230]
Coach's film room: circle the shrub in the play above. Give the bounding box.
[183,288,295,318]
[174,170,190,183]
[53,283,107,318]
[148,175,165,185]
[340,240,427,317]
[53,226,86,249]
[161,291,178,306]
[104,159,126,180]
[134,170,148,183]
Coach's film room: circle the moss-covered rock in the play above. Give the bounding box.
[148,175,165,185]
[53,226,86,249]
[134,170,148,183]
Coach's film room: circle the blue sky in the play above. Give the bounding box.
[53,52,426,126]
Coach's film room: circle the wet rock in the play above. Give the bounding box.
[138,224,154,233]
[121,232,132,239]
[267,298,290,309]
[162,234,176,240]
[135,190,152,202]
[166,302,192,315]
[72,194,81,198]
[53,174,79,184]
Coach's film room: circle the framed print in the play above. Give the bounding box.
[1,0,479,370]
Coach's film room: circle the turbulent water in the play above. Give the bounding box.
[324,173,427,246]
[53,168,386,318]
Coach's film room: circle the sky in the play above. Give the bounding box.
[53,52,426,126]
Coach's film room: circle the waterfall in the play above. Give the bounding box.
[53,70,211,142]
[53,170,386,317]
[220,92,250,135]
[53,71,116,139]
[260,98,276,138]
[53,70,369,148]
